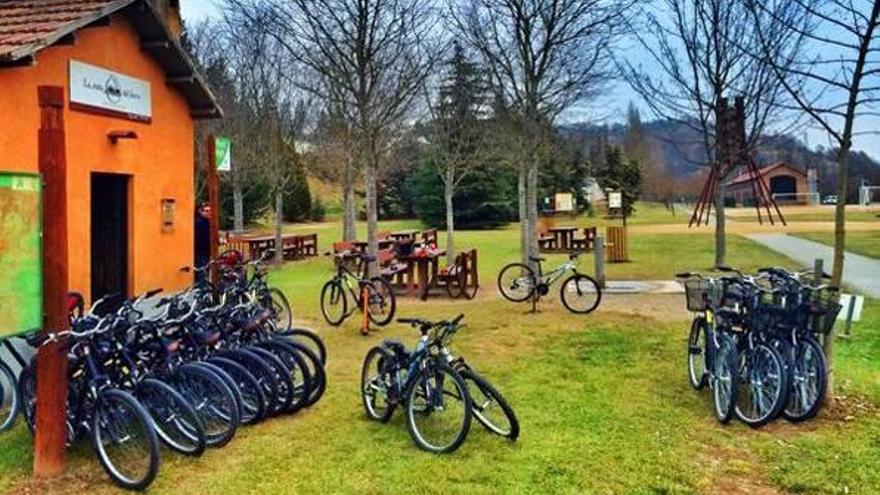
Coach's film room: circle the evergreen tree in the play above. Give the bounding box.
[282,145,312,222]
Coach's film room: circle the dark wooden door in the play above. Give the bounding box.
[91,173,129,306]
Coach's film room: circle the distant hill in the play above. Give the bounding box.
[561,119,880,198]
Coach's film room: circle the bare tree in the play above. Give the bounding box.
[748,0,880,400]
[228,0,441,273]
[619,0,806,265]
[313,101,360,241]
[454,0,632,268]
[224,7,312,264]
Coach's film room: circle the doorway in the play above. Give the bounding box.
[91,173,129,305]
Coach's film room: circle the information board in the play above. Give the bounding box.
[0,173,42,338]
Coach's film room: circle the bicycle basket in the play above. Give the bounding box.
[806,288,842,335]
[684,279,721,312]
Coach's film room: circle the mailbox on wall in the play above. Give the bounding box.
[161,198,176,233]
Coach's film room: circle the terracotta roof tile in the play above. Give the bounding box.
[0,0,122,60]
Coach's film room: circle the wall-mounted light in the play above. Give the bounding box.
[108,130,138,144]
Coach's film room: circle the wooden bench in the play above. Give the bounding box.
[421,228,438,246]
[438,248,479,299]
[299,233,318,256]
[378,248,408,286]
[571,227,597,251]
[538,230,557,251]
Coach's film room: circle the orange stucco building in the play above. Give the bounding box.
[0,1,220,303]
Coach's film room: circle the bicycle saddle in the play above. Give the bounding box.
[360,254,377,262]
[242,309,273,332]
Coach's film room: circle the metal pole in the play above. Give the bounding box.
[34,86,69,477]
[813,258,824,285]
[841,295,856,339]
[595,236,606,288]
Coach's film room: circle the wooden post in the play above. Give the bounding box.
[205,135,219,284]
[361,285,370,335]
[34,86,69,477]
[594,236,606,288]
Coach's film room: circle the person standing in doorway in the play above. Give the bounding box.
[194,202,212,278]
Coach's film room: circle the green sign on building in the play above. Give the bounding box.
[0,172,42,339]
[215,136,231,172]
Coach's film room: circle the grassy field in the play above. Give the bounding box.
[1,210,877,494]
[791,231,880,259]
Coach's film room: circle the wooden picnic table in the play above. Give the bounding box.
[389,229,421,241]
[548,226,579,251]
[225,233,317,260]
[352,238,397,251]
[399,248,446,300]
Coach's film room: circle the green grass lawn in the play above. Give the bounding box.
[1,216,876,494]
[791,231,880,259]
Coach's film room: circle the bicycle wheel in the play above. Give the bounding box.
[18,361,77,446]
[194,362,244,425]
[687,318,709,390]
[206,357,267,425]
[712,333,738,424]
[459,368,519,441]
[266,288,293,333]
[280,340,326,407]
[91,388,160,491]
[285,327,327,365]
[735,343,786,428]
[134,378,205,457]
[0,360,20,432]
[497,263,536,302]
[559,274,602,314]
[320,280,348,326]
[366,277,396,327]
[170,363,239,448]
[404,360,472,454]
[782,337,827,422]
[255,341,312,414]
[246,346,295,415]
[361,346,397,423]
[219,349,280,418]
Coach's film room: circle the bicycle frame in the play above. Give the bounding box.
[537,259,578,287]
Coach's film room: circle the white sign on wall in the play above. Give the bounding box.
[69,60,152,121]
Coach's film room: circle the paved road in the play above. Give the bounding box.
[746,233,880,298]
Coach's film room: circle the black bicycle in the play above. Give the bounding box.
[677,272,739,423]
[361,315,472,453]
[321,251,396,327]
[498,252,601,313]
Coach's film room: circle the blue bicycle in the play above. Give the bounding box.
[360,315,473,453]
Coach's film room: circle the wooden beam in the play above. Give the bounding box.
[34,86,69,478]
[167,75,194,85]
[141,38,170,50]
[205,135,219,285]
[54,33,76,46]
[0,55,35,68]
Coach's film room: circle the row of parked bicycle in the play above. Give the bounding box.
[678,265,841,427]
[0,251,326,491]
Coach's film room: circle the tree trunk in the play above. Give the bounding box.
[233,181,244,233]
[342,161,357,241]
[526,159,539,269]
[824,145,850,405]
[714,179,726,267]
[364,150,379,276]
[444,172,455,267]
[518,164,528,266]
[274,191,284,265]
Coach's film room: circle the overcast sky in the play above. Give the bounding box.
[180,1,878,161]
